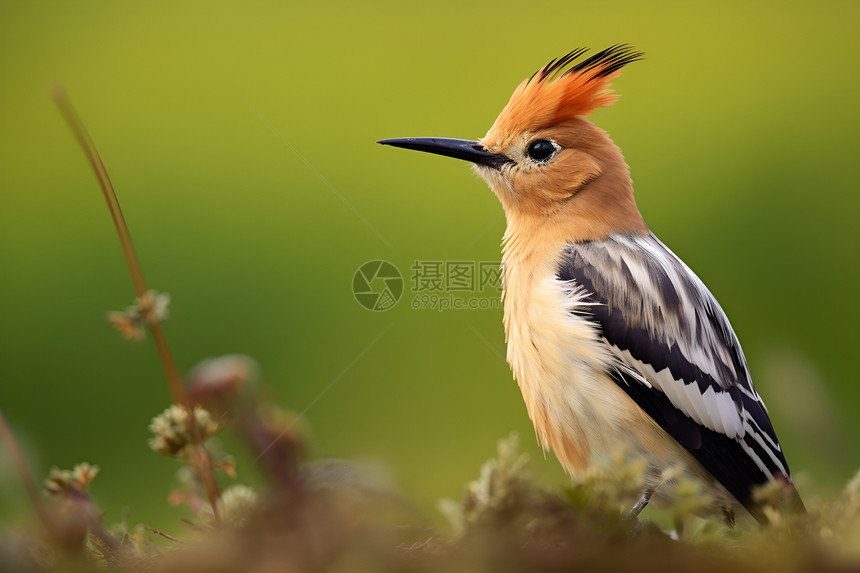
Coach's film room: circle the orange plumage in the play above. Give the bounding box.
[486,45,643,138]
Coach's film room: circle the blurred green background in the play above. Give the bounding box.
[1,1,858,531]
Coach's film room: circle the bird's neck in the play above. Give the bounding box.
[499,166,648,346]
[501,173,647,270]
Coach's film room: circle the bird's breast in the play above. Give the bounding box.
[501,251,670,475]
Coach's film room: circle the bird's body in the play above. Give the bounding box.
[503,226,787,518]
[380,45,800,522]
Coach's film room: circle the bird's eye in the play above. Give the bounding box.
[526,139,556,162]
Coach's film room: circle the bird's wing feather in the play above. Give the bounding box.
[557,233,789,510]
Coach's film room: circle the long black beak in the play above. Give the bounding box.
[377,137,513,170]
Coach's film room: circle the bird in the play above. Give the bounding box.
[378,45,802,524]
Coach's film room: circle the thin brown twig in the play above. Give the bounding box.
[51,86,185,406]
[0,409,52,530]
[144,526,187,544]
[52,87,221,523]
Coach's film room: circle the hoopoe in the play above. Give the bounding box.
[379,45,801,523]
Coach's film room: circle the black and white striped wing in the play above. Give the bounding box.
[557,233,789,512]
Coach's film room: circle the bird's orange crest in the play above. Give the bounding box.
[488,45,643,137]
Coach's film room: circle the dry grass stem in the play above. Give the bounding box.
[0,409,51,530]
[52,88,221,522]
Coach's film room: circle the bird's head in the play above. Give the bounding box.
[380,45,648,239]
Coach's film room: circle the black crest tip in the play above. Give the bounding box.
[533,44,644,84]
